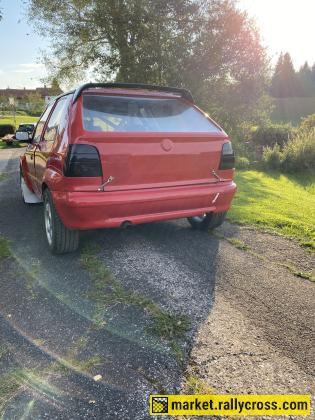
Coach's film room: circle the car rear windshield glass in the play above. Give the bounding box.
[83,95,221,133]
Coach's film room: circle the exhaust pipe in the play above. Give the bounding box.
[121,221,133,229]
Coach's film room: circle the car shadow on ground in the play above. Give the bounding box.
[0,165,220,419]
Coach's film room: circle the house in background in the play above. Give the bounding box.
[0,83,63,111]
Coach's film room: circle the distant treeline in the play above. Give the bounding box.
[271,52,315,98]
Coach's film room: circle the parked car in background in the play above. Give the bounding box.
[15,123,36,142]
[1,123,37,145]
[20,83,236,254]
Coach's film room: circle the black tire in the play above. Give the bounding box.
[43,189,79,254]
[188,211,227,231]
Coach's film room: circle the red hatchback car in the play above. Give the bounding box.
[20,83,236,254]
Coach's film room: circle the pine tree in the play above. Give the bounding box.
[271,52,302,97]
[298,62,315,96]
[270,53,283,97]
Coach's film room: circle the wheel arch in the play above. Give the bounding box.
[41,167,63,198]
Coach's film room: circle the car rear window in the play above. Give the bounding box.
[83,95,221,133]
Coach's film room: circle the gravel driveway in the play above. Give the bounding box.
[0,149,314,419]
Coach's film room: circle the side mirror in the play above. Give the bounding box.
[15,131,30,141]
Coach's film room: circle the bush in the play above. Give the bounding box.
[299,114,315,132]
[0,124,15,137]
[232,124,262,161]
[281,129,315,172]
[236,156,250,169]
[262,144,282,171]
[262,130,315,173]
[251,123,294,148]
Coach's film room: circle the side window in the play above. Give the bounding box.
[43,96,70,142]
[33,104,54,143]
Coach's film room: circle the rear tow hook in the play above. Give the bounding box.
[98,176,115,191]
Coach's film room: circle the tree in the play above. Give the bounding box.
[50,78,62,96]
[27,0,202,85]
[27,0,269,131]
[0,96,10,113]
[25,93,45,116]
[297,62,315,96]
[270,52,302,97]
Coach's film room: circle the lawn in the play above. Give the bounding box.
[0,115,39,128]
[229,170,315,251]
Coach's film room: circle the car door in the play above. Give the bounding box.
[24,103,54,194]
[33,96,70,192]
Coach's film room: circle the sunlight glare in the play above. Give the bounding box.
[240,0,315,68]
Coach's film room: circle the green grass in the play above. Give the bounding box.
[280,263,315,282]
[185,375,214,394]
[54,335,102,374]
[225,237,251,251]
[0,345,9,359]
[271,97,315,126]
[229,170,315,251]
[0,368,62,415]
[0,236,10,260]
[0,142,24,150]
[80,247,190,359]
[0,115,38,128]
[0,335,102,415]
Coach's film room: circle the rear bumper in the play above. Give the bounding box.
[52,181,237,230]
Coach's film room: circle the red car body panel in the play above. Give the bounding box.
[20,87,237,230]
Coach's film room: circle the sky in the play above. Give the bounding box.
[0,0,315,89]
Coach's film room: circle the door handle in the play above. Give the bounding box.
[30,155,34,160]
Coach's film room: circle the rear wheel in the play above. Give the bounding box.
[43,189,79,254]
[188,211,227,231]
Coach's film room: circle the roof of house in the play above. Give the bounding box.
[0,86,63,99]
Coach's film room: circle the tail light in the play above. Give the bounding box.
[63,144,102,177]
[219,141,235,170]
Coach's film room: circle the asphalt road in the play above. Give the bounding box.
[0,148,314,419]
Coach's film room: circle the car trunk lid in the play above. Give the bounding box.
[78,132,227,191]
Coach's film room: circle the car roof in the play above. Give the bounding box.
[56,83,194,103]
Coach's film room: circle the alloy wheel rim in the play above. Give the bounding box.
[45,201,53,245]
